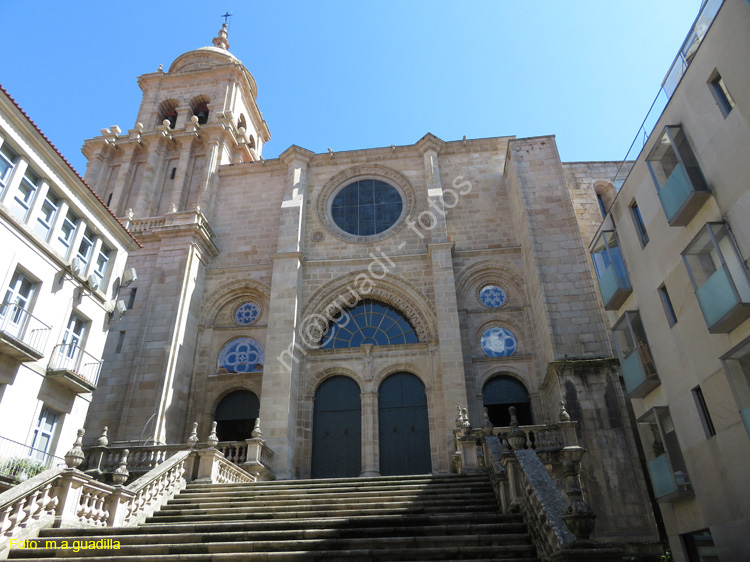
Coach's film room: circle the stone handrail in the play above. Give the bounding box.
[87,443,189,475]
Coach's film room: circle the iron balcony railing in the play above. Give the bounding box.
[47,343,103,387]
[0,302,51,356]
[0,434,66,484]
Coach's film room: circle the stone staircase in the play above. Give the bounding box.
[10,473,540,561]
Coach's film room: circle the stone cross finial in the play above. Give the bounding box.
[65,429,86,468]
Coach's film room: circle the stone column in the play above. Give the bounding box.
[134,140,168,218]
[360,390,379,476]
[418,139,469,473]
[165,138,195,213]
[260,146,314,479]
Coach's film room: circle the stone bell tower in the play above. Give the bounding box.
[81,24,270,446]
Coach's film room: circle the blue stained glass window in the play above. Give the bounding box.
[234,302,260,325]
[479,285,507,308]
[218,338,264,373]
[481,327,517,357]
[320,299,418,349]
[331,180,403,236]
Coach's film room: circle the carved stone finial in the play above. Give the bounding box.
[559,399,571,422]
[506,406,527,450]
[562,457,596,541]
[157,64,163,72]
[461,408,471,429]
[455,406,463,429]
[212,23,230,50]
[207,421,219,447]
[112,449,130,485]
[187,422,199,447]
[64,429,86,469]
[482,407,494,435]
[94,426,109,448]
[251,417,262,439]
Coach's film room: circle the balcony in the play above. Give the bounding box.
[647,126,711,226]
[683,223,750,333]
[0,434,65,489]
[613,311,660,398]
[46,343,102,392]
[0,303,51,362]
[638,408,694,503]
[591,231,632,310]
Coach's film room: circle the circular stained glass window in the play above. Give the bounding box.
[331,179,403,236]
[217,338,264,373]
[479,285,507,308]
[481,327,517,357]
[234,302,260,326]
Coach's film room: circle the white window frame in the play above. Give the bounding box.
[1,271,36,339]
[10,169,40,222]
[0,143,17,195]
[29,407,60,460]
[33,189,60,242]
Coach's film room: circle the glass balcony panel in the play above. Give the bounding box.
[696,266,740,328]
[592,231,631,310]
[658,162,693,223]
[622,352,648,395]
[648,453,678,498]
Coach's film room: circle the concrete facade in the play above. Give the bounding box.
[590,0,750,560]
[78,24,660,549]
[0,86,137,483]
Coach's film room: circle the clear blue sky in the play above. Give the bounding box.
[1,1,701,176]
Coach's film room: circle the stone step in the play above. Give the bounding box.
[10,533,536,558]
[186,473,489,488]
[35,522,525,546]
[40,512,521,537]
[159,492,498,511]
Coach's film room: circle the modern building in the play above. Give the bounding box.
[74,23,662,551]
[590,0,750,559]
[0,85,138,488]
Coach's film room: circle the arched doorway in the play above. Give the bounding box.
[214,390,260,442]
[311,376,362,478]
[483,375,533,427]
[378,372,431,475]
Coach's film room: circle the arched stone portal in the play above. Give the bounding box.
[482,375,533,427]
[214,390,260,442]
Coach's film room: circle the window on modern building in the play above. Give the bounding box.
[319,299,418,349]
[682,223,750,332]
[630,202,649,247]
[33,190,60,241]
[658,284,678,327]
[76,228,95,268]
[10,168,40,222]
[62,313,87,359]
[115,331,126,354]
[0,143,18,195]
[29,407,59,461]
[692,386,716,438]
[681,528,719,562]
[646,125,710,226]
[637,407,692,501]
[721,338,750,437]
[93,244,112,286]
[708,71,735,117]
[127,288,137,309]
[612,310,659,397]
[56,210,79,257]
[1,270,36,339]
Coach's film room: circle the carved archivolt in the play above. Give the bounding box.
[300,272,437,348]
[315,164,417,243]
[201,278,271,325]
[454,260,526,308]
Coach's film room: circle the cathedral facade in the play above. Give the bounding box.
[81,25,658,545]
